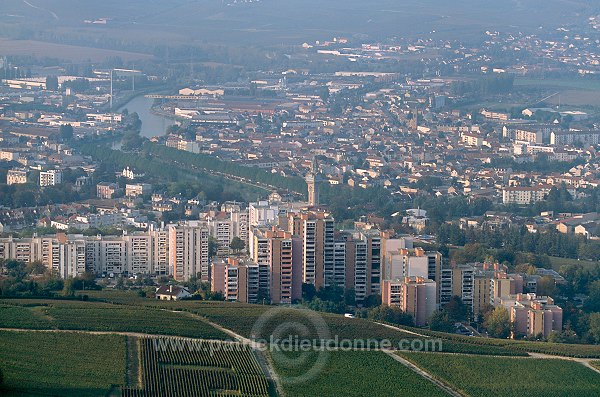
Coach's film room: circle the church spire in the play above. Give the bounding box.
[306,156,321,207]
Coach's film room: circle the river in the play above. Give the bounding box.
[118,95,175,138]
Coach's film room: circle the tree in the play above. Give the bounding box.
[429,310,454,332]
[547,329,579,344]
[0,367,3,390]
[317,285,345,304]
[368,305,414,326]
[484,307,512,338]
[208,236,219,259]
[514,263,537,275]
[363,294,382,308]
[302,283,317,301]
[257,287,271,304]
[318,86,330,102]
[62,278,75,297]
[11,189,35,208]
[5,260,27,280]
[60,124,74,141]
[46,76,59,91]
[116,277,125,290]
[443,296,470,322]
[536,276,557,297]
[230,237,245,253]
[588,313,600,343]
[26,261,46,276]
[584,280,600,312]
[344,288,356,306]
[39,276,63,293]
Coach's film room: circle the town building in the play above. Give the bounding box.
[155,285,192,301]
[382,276,437,326]
[499,293,563,337]
[96,182,120,199]
[39,169,62,187]
[7,168,28,185]
[169,221,210,281]
[125,183,152,198]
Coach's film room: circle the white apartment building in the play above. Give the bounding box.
[125,183,152,198]
[206,205,249,254]
[7,168,28,185]
[0,222,208,280]
[40,169,62,187]
[249,201,279,227]
[169,221,209,281]
[384,247,430,280]
[502,186,551,205]
[0,150,20,162]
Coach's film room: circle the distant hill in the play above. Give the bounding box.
[0,0,595,47]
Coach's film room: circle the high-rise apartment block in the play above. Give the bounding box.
[250,227,300,304]
[205,202,249,255]
[382,276,437,326]
[211,257,261,304]
[0,221,208,281]
[169,221,209,281]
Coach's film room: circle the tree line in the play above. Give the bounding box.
[451,73,515,96]
[438,224,600,262]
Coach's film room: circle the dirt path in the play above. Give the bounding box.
[125,336,142,388]
[375,322,430,337]
[527,352,600,375]
[162,311,286,397]
[384,350,463,397]
[0,327,236,342]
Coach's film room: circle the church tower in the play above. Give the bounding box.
[306,157,321,206]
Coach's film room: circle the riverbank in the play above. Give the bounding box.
[109,85,171,112]
[118,94,176,138]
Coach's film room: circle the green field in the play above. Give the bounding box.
[514,78,600,107]
[4,292,600,396]
[547,256,600,271]
[515,78,600,92]
[0,299,229,340]
[82,290,525,356]
[398,352,600,397]
[272,350,447,397]
[0,330,126,396]
[122,337,272,397]
[83,290,600,358]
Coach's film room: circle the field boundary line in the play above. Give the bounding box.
[254,349,285,397]
[136,337,143,388]
[164,310,255,344]
[527,352,600,375]
[165,310,285,397]
[0,327,235,342]
[375,322,430,337]
[384,350,465,397]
